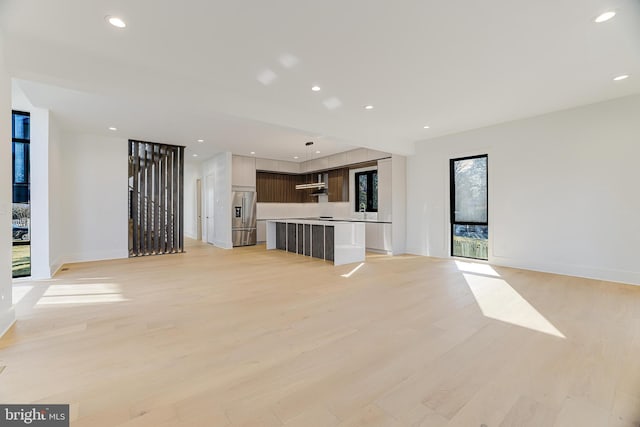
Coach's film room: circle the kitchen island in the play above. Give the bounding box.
[266,219,365,266]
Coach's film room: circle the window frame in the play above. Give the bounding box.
[354,169,378,213]
[12,111,31,204]
[449,154,488,259]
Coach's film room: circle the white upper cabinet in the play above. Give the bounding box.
[346,149,369,165]
[327,152,347,168]
[301,157,329,173]
[255,158,300,174]
[254,149,390,175]
[232,155,256,187]
[255,158,279,172]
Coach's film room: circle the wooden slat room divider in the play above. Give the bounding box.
[128,140,185,257]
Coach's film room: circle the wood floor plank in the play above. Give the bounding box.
[1,239,639,426]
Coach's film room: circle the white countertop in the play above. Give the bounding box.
[261,217,391,224]
[265,219,356,226]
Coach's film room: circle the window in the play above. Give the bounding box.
[12,111,31,203]
[450,155,488,260]
[355,170,378,212]
[12,110,31,278]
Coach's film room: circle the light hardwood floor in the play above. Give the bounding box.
[2,239,640,426]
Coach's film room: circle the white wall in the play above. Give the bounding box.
[28,107,51,278]
[58,133,129,263]
[391,155,407,255]
[11,91,65,278]
[48,113,64,274]
[0,32,15,337]
[202,152,232,249]
[183,162,201,239]
[407,94,640,285]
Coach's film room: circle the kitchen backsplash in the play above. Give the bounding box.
[257,202,373,220]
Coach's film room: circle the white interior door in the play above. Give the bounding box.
[196,179,202,241]
[206,174,215,244]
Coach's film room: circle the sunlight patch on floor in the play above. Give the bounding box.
[342,262,365,278]
[455,260,500,277]
[36,283,128,305]
[462,273,565,338]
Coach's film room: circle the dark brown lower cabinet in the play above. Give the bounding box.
[287,223,297,253]
[324,226,334,262]
[274,222,336,263]
[304,224,311,256]
[276,223,286,250]
[312,225,324,259]
[297,224,304,254]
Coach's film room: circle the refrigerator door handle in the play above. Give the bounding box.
[242,196,246,227]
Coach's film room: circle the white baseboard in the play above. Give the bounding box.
[490,256,640,286]
[402,248,640,286]
[62,250,129,265]
[0,307,16,339]
[212,240,233,249]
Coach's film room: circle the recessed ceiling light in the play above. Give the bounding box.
[192,154,199,157]
[311,85,321,92]
[423,125,430,129]
[106,16,126,28]
[293,156,299,159]
[197,139,204,143]
[315,150,321,154]
[108,126,117,131]
[250,151,256,155]
[594,11,616,23]
[613,74,629,81]
[364,105,374,110]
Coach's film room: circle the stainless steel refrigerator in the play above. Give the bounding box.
[231,191,257,246]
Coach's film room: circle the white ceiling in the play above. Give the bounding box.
[2,0,639,161]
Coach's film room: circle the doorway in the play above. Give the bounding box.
[450,154,488,260]
[196,179,202,241]
[205,175,215,244]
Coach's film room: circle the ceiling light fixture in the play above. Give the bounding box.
[108,126,117,131]
[106,16,126,28]
[613,74,629,81]
[311,85,321,92]
[250,151,256,155]
[423,125,430,129]
[315,150,321,154]
[197,139,204,143]
[192,154,199,157]
[293,156,299,159]
[364,105,374,110]
[295,142,325,190]
[594,11,616,23]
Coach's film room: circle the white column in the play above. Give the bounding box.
[29,107,52,278]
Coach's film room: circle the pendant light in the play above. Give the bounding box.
[295,142,326,190]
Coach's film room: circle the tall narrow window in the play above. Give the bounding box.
[12,111,31,278]
[450,155,488,260]
[355,170,378,212]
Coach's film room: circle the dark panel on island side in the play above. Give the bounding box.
[312,225,324,259]
[297,224,304,254]
[304,224,311,256]
[276,223,286,250]
[287,223,297,253]
[324,226,335,262]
